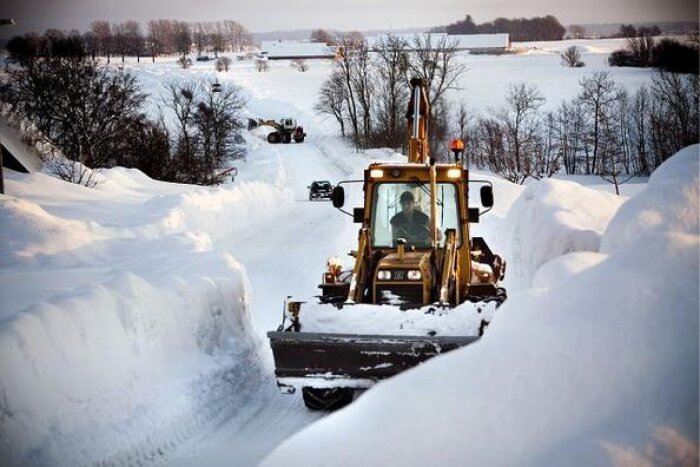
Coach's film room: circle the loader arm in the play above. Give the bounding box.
[347,228,370,303]
[406,78,430,164]
[439,229,458,306]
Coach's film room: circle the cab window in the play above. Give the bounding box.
[371,182,461,248]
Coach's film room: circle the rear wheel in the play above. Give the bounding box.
[282,133,292,144]
[302,387,354,411]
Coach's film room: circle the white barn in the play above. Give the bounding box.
[451,34,510,52]
[260,40,337,60]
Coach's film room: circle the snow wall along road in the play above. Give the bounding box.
[0,168,293,466]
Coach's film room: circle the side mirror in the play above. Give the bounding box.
[332,186,345,208]
[480,186,494,208]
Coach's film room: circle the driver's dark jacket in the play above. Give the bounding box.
[390,210,430,246]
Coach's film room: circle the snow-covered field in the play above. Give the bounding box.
[1,38,697,466]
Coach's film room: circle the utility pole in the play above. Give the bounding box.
[0,19,16,194]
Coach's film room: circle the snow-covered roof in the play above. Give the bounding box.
[260,40,336,59]
[367,33,509,50]
[450,33,510,49]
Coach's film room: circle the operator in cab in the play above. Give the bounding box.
[390,191,431,247]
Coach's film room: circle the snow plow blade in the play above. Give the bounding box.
[267,331,479,391]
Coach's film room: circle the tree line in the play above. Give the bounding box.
[458,72,698,192]
[608,31,699,74]
[1,33,247,186]
[6,19,253,65]
[315,33,698,193]
[315,34,466,157]
[433,14,566,42]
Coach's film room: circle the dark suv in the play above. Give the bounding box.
[308,180,333,201]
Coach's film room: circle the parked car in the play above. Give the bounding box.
[308,180,333,201]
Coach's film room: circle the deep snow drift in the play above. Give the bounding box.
[0,168,293,465]
[262,145,699,467]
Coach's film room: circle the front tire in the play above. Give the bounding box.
[267,132,280,144]
[302,387,354,411]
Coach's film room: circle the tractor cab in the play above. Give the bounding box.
[279,118,297,130]
[327,162,501,307]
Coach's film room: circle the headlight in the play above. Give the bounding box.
[377,270,392,280]
[446,168,462,179]
[407,270,422,280]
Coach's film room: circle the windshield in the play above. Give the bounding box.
[371,182,461,248]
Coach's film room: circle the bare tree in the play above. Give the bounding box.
[560,46,584,67]
[255,58,269,72]
[315,70,347,137]
[351,44,373,147]
[193,80,246,183]
[310,29,336,44]
[111,23,128,63]
[193,22,209,57]
[82,31,98,60]
[552,99,585,174]
[210,23,226,57]
[578,71,619,174]
[568,25,586,39]
[534,111,561,179]
[174,21,191,59]
[3,51,146,183]
[215,56,232,72]
[629,86,651,175]
[651,72,699,154]
[496,82,545,183]
[291,58,308,72]
[147,19,177,60]
[90,20,112,62]
[626,32,655,66]
[122,21,144,62]
[334,37,361,146]
[374,34,410,149]
[600,88,634,194]
[161,79,246,184]
[223,20,251,52]
[343,31,365,47]
[472,117,507,176]
[163,79,198,167]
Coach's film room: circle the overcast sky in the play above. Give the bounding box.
[1,0,698,38]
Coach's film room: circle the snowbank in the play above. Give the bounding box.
[601,144,699,253]
[531,251,608,290]
[261,145,699,467]
[498,178,625,287]
[0,167,292,465]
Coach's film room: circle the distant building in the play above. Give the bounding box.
[260,40,337,60]
[450,34,510,52]
[367,33,510,53]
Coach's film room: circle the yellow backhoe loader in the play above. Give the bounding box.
[268,78,506,410]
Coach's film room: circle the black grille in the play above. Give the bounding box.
[376,284,424,305]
